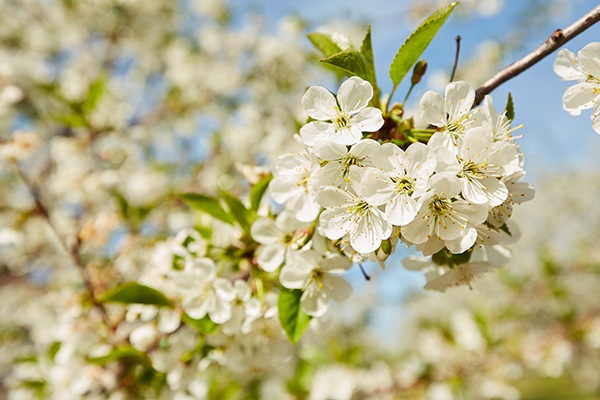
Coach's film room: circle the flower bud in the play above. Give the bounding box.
[411,60,428,85]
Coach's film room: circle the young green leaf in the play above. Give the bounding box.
[360,25,379,107]
[389,2,457,87]
[505,92,515,121]
[181,313,219,334]
[88,346,147,365]
[249,173,273,212]
[180,193,234,225]
[82,75,106,115]
[321,50,371,83]
[307,32,347,57]
[278,287,312,344]
[101,282,173,307]
[219,188,251,236]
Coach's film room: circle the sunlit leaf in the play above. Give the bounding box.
[389,3,457,87]
[278,287,311,344]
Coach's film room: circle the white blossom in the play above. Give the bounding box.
[300,76,384,146]
[317,173,393,254]
[356,142,436,226]
[554,42,600,133]
[270,147,321,222]
[279,250,352,317]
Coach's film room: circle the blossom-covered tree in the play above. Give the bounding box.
[1,0,600,398]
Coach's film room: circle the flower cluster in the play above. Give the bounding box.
[269,78,534,295]
[554,42,600,134]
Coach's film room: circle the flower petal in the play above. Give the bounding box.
[337,76,373,114]
[302,86,338,120]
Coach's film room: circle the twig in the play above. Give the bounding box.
[450,35,461,82]
[13,164,111,326]
[474,4,600,105]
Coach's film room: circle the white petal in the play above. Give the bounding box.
[320,207,354,240]
[353,107,384,132]
[251,218,280,244]
[337,76,373,114]
[256,243,286,272]
[313,140,348,161]
[435,213,464,241]
[445,226,477,254]
[350,211,390,254]
[349,138,380,158]
[302,86,338,120]
[554,48,584,80]
[279,263,308,289]
[300,121,335,146]
[563,82,600,112]
[385,193,418,226]
[420,90,447,126]
[300,286,328,317]
[452,201,489,226]
[322,275,352,301]
[317,186,353,208]
[445,81,475,120]
[402,256,432,271]
[332,126,363,146]
[354,167,393,206]
[579,42,600,78]
[593,105,600,134]
[401,211,433,244]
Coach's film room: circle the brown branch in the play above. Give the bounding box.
[474,4,600,105]
[13,164,111,326]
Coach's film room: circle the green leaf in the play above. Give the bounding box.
[101,282,173,307]
[82,76,106,115]
[88,346,147,365]
[180,193,234,225]
[505,92,515,121]
[182,313,219,334]
[278,287,312,344]
[389,2,457,87]
[360,25,377,87]
[219,189,251,235]
[307,32,347,57]
[249,174,273,212]
[321,50,371,83]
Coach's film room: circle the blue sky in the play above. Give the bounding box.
[236,0,600,175]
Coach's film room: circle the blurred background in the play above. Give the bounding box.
[1,0,600,398]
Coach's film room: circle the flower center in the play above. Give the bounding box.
[391,175,414,195]
[428,195,452,216]
[336,112,352,129]
[459,160,486,179]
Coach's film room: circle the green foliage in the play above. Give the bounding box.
[219,188,252,236]
[389,3,457,88]
[320,50,372,84]
[101,282,173,307]
[88,346,147,365]
[182,313,219,334]
[505,92,515,121]
[432,247,471,268]
[278,287,312,344]
[249,173,272,212]
[360,25,380,107]
[307,32,346,57]
[181,193,235,225]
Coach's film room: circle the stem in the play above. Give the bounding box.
[402,83,416,105]
[387,84,398,114]
[474,4,600,105]
[13,164,111,326]
[450,35,462,82]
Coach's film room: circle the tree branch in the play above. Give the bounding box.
[13,164,111,326]
[474,4,600,105]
